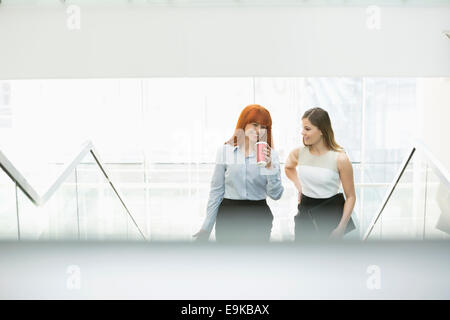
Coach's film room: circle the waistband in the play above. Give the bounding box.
[297,193,345,217]
[221,198,268,206]
[300,192,344,202]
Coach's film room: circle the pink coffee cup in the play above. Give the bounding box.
[256,142,268,167]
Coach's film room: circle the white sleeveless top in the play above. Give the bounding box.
[297,146,341,199]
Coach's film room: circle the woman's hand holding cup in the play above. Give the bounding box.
[256,142,272,168]
[264,144,272,168]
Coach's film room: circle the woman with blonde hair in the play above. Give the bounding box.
[285,107,356,240]
[194,104,284,242]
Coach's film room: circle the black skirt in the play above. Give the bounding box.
[215,198,273,242]
[295,193,356,241]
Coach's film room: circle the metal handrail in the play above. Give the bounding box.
[0,140,147,240]
[363,139,450,240]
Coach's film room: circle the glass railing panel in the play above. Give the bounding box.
[366,148,450,240]
[145,163,208,241]
[367,212,383,240]
[126,212,145,241]
[76,152,143,240]
[359,186,387,238]
[104,163,147,240]
[367,150,427,240]
[424,165,450,240]
[0,139,145,241]
[360,162,406,237]
[0,140,85,199]
[16,166,79,240]
[2,140,87,240]
[0,166,19,240]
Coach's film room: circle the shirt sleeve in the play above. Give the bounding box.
[260,149,284,200]
[201,145,226,233]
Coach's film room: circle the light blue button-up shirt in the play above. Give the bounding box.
[201,143,284,233]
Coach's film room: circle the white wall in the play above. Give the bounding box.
[0,4,449,79]
[418,78,450,171]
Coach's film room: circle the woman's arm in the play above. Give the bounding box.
[331,151,356,237]
[194,146,226,240]
[263,149,284,200]
[284,148,302,203]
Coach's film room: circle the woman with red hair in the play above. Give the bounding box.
[194,104,284,242]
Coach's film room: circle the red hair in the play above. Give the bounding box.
[225,104,273,148]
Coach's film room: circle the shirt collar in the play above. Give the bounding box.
[233,145,255,157]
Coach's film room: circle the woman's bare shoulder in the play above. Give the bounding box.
[336,149,349,161]
[336,150,352,171]
[289,147,301,159]
[285,147,302,168]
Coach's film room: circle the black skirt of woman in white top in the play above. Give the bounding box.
[295,192,356,241]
